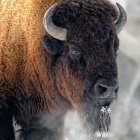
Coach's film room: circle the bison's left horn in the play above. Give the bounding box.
[115,3,127,34]
[43,4,67,41]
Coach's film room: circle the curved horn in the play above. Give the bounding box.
[107,0,119,12]
[43,4,67,41]
[115,3,127,34]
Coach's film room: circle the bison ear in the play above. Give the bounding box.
[41,35,64,55]
[51,2,81,28]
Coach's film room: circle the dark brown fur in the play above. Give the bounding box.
[0,0,119,139]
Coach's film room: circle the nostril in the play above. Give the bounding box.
[97,84,108,96]
[94,78,119,98]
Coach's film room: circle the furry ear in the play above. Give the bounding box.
[51,2,81,28]
[41,35,64,55]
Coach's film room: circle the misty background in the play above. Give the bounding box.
[64,0,140,140]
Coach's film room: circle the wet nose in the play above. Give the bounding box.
[94,78,119,99]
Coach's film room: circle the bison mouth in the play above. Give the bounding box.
[79,96,114,139]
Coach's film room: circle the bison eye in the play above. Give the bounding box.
[69,45,82,61]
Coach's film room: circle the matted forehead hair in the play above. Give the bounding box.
[43,0,127,41]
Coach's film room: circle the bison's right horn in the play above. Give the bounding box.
[115,3,127,34]
[43,4,67,41]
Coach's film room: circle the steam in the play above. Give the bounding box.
[15,110,112,140]
[15,113,64,140]
[64,110,112,140]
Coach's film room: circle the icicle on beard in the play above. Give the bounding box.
[79,97,111,139]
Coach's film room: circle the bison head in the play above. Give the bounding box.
[42,0,127,137]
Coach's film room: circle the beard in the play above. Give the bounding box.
[78,96,111,139]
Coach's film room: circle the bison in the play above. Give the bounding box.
[0,0,127,140]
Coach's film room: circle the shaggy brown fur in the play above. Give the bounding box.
[0,0,120,140]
